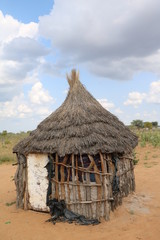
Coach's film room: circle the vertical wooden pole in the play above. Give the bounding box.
[86,163,92,218]
[100,152,110,220]
[16,154,26,209]
[55,153,59,200]
[130,154,135,191]
[99,152,105,218]
[60,155,68,200]
[24,164,29,210]
[80,154,84,182]
[67,156,71,208]
[80,154,86,216]
[51,155,55,200]
[71,154,76,212]
[19,162,24,208]
[88,155,101,220]
[108,154,115,211]
[15,161,20,208]
[72,153,77,212]
[76,155,82,215]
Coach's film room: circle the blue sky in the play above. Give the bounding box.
[0,0,160,132]
[0,0,53,23]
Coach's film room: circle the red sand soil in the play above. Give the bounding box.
[0,145,160,240]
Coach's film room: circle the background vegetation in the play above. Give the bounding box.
[0,131,29,164]
[0,121,159,165]
[131,120,158,129]
[130,120,160,147]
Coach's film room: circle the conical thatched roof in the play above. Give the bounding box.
[13,70,138,156]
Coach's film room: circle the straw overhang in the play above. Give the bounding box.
[13,70,138,156]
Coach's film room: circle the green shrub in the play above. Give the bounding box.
[0,156,13,164]
[133,151,139,165]
[140,141,146,147]
[4,140,11,145]
[138,130,160,147]
[5,201,16,207]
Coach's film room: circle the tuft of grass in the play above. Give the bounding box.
[0,156,13,164]
[5,201,16,207]
[145,165,152,168]
[5,221,11,224]
[129,210,134,215]
[4,140,11,145]
[2,145,7,149]
[133,151,139,165]
[152,162,158,165]
[144,155,148,161]
[144,160,158,168]
[140,141,146,147]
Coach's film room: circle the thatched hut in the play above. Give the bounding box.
[13,69,138,220]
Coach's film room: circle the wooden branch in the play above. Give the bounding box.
[67,198,114,205]
[71,154,76,212]
[118,156,134,161]
[55,153,59,200]
[60,155,68,200]
[88,154,101,219]
[51,178,102,186]
[67,156,71,206]
[76,155,82,201]
[52,161,112,176]
[12,162,18,166]
[24,162,29,210]
[88,155,101,184]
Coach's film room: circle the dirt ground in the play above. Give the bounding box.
[0,145,160,240]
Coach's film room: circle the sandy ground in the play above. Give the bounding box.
[0,145,160,240]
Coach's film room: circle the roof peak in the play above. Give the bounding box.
[67,69,80,90]
[13,69,138,156]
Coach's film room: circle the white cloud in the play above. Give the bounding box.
[0,94,25,118]
[134,110,158,122]
[29,82,53,104]
[115,108,123,114]
[2,37,49,61]
[0,57,40,101]
[147,80,160,103]
[36,107,51,116]
[17,104,32,114]
[39,0,160,80]
[0,10,38,43]
[0,82,54,120]
[124,80,160,108]
[23,71,39,84]
[0,11,50,102]
[98,98,115,110]
[124,92,146,107]
[135,112,141,118]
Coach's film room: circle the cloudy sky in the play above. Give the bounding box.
[0,0,160,132]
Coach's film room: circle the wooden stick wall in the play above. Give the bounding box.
[15,152,136,221]
[49,152,135,220]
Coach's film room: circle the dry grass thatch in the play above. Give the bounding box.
[13,69,138,156]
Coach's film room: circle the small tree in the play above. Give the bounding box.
[152,122,158,128]
[131,120,144,129]
[0,130,7,145]
[144,122,152,129]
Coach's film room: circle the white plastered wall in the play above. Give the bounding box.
[27,153,49,212]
